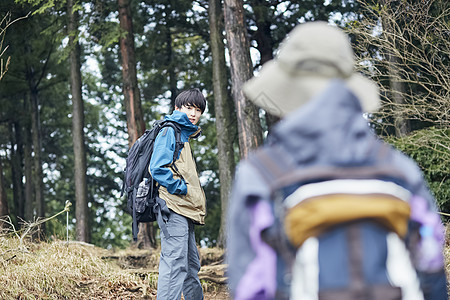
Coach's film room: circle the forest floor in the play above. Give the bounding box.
[100,246,230,299]
[0,235,230,299]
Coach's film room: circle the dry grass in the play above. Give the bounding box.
[0,234,229,299]
[0,237,143,299]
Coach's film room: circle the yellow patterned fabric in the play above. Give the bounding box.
[284,194,411,247]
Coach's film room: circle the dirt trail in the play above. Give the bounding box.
[100,247,230,299]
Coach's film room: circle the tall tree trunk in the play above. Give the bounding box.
[68,0,89,243]
[209,0,237,248]
[389,56,409,137]
[224,0,263,158]
[381,0,410,137]
[24,34,44,233]
[118,0,155,249]
[0,156,8,221]
[249,0,280,130]
[118,0,145,145]
[23,93,34,221]
[164,13,177,112]
[9,121,24,221]
[29,78,45,231]
[24,35,45,232]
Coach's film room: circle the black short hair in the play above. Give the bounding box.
[174,88,207,113]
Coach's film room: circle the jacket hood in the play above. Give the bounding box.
[269,80,379,167]
[164,110,200,138]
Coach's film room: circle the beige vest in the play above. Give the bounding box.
[158,142,206,224]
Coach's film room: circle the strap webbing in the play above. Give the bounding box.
[248,146,296,190]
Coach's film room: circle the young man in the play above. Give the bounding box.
[150,88,207,300]
[227,22,448,300]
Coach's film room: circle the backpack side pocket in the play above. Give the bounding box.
[135,178,155,222]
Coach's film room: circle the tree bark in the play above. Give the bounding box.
[224,0,263,158]
[0,156,8,221]
[29,75,45,231]
[68,0,90,242]
[118,0,155,249]
[249,0,280,130]
[167,32,177,113]
[24,33,45,232]
[389,56,410,137]
[23,94,34,222]
[252,2,273,65]
[208,0,237,248]
[381,0,410,137]
[164,10,177,112]
[9,121,24,221]
[118,0,145,145]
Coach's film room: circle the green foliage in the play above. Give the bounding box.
[88,1,121,49]
[14,0,68,15]
[385,127,450,214]
[1,0,131,249]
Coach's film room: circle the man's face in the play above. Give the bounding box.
[175,104,202,125]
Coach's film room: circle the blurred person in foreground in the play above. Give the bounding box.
[227,21,448,300]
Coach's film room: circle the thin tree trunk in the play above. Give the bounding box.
[224,0,263,158]
[23,93,34,221]
[209,0,237,248]
[29,78,45,231]
[9,121,24,221]
[389,58,409,137]
[0,156,8,221]
[24,36,44,234]
[68,0,89,242]
[381,0,410,137]
[118,0,155,249]
[165,13,177,112]
[24,31,46,232]
[168,35,177,113]
[14,121,25,212]
[249,0,280,130]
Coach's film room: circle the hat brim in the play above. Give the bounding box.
[243,61,380,117]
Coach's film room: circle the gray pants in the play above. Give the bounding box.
[156,209,203,300]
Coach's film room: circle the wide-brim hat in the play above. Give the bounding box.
[243,21,380,117]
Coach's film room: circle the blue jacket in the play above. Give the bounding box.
[150,110,199,195]
[149,110,206,224]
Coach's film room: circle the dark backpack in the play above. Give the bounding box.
[122,120,183,241]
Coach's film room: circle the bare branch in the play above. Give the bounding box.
[348,0,449,131]
[0,202,72,254]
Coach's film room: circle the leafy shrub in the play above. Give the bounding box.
[385,127,450,214]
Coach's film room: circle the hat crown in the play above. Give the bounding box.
[242,21,380,117]
[278,22,354,78]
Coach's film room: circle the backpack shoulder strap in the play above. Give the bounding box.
[158,120,183,164]
[248,141,408,193]
[247,145,297,191]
